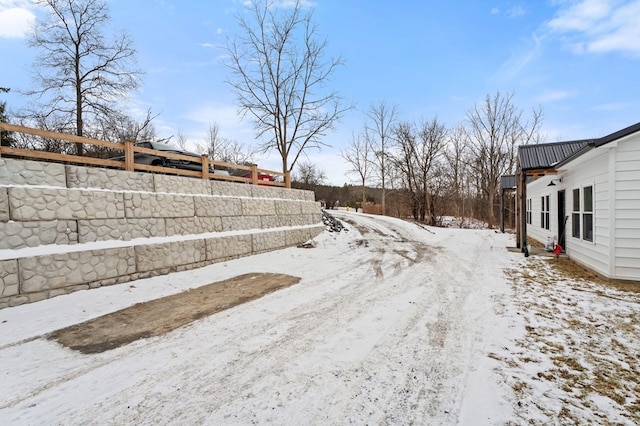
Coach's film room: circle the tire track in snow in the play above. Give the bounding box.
[0,212,513,425]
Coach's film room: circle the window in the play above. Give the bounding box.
[572,188,580,238]
[540,195,550,230]
[526,199,532,224]
[571,186,594,242]
[583,186,593,242]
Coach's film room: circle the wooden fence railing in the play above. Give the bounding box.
[0,122,290,188]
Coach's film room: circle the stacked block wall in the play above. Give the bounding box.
[0,158,323,308]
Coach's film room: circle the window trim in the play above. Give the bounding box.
[540,195,550,230]
[571,185,594,243]
[583,185,593,242]
[571,188,580,239]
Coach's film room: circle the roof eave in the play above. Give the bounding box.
[595,121,640,147]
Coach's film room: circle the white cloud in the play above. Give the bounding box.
[490,4,527,18]
[590,101,632,111]
[0,1,35,38]
[241,0,315,9]
[494,33,544,81]
[547,0,640,56]
[184,103,256,142]
[535,90,573,102]
[278,0,315,7]
[507,5,527,17]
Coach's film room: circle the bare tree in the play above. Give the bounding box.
[26,0,142,155]
[0,87,15,147]
[225,0,349,177]
[465,91,543,228]
[415,118,447,224]
[367,101,398,215]
[292,161,326,186]
[341,129,373,206]
[197,122,255,165]
[175,129,189,150]
[106,109,158,143]
[444,124,470,220]
[393,121,420,219]
[205,123,222,159]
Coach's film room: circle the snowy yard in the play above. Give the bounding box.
[0,211,638,425]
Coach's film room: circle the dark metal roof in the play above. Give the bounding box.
[518,139,592,171]
[501,174,516,190]
[594,121,640,147]
[555,121,640,168]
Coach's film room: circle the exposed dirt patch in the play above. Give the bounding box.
[50,273,300,354]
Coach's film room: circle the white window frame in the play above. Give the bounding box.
[583,185,593,242]
[571,186,594,242]
[540,195,550,230]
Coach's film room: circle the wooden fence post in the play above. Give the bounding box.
[285,171,291,188]
[201,154,209,180]
[251,164,258,185]
[124,140,134,172]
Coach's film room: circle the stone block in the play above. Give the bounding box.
[291,213,321,226]
[135,239,206,272]
[124,192,194,218]
[0,158,66,187]
[301,201,321,215]
[194,196,242,217]
[166,217,221,236]
[9,187,125,221]
[7,296,29,307]
[282,188,315,201]
[285,228,313,247]
[66,165,154,192]
[211,180,252,198]
[18,247,136,293]
[275,200,303,216]
[289,215,309,227]
[154,174,211,195]
[0,188,8,222]
[261,215,291,229]
[205,234,252,260]
[0,220,78,249]
[0,259,19,297]
[78,218,166,242]
[220,216,262,232]
[253,230,286,252]
[251,185,284,199]
[242,198,276,216]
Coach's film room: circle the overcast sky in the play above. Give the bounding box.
[1,0,639,185]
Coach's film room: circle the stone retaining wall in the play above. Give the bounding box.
[0,158,323,308]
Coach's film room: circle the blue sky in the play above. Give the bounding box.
[1,0,639,185]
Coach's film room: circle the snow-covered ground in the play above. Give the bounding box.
[0,211,638,425]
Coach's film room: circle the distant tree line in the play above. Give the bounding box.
[294,91,543,229]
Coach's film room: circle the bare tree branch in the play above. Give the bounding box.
[367,100,398,215]
[225,0,351,174]
[24,0,143,155]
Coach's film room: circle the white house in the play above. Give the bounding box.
[515,121,640,281]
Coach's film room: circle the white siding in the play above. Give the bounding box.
[614,133,640,280]
[558,152,610,277]
[524,177,557,248]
